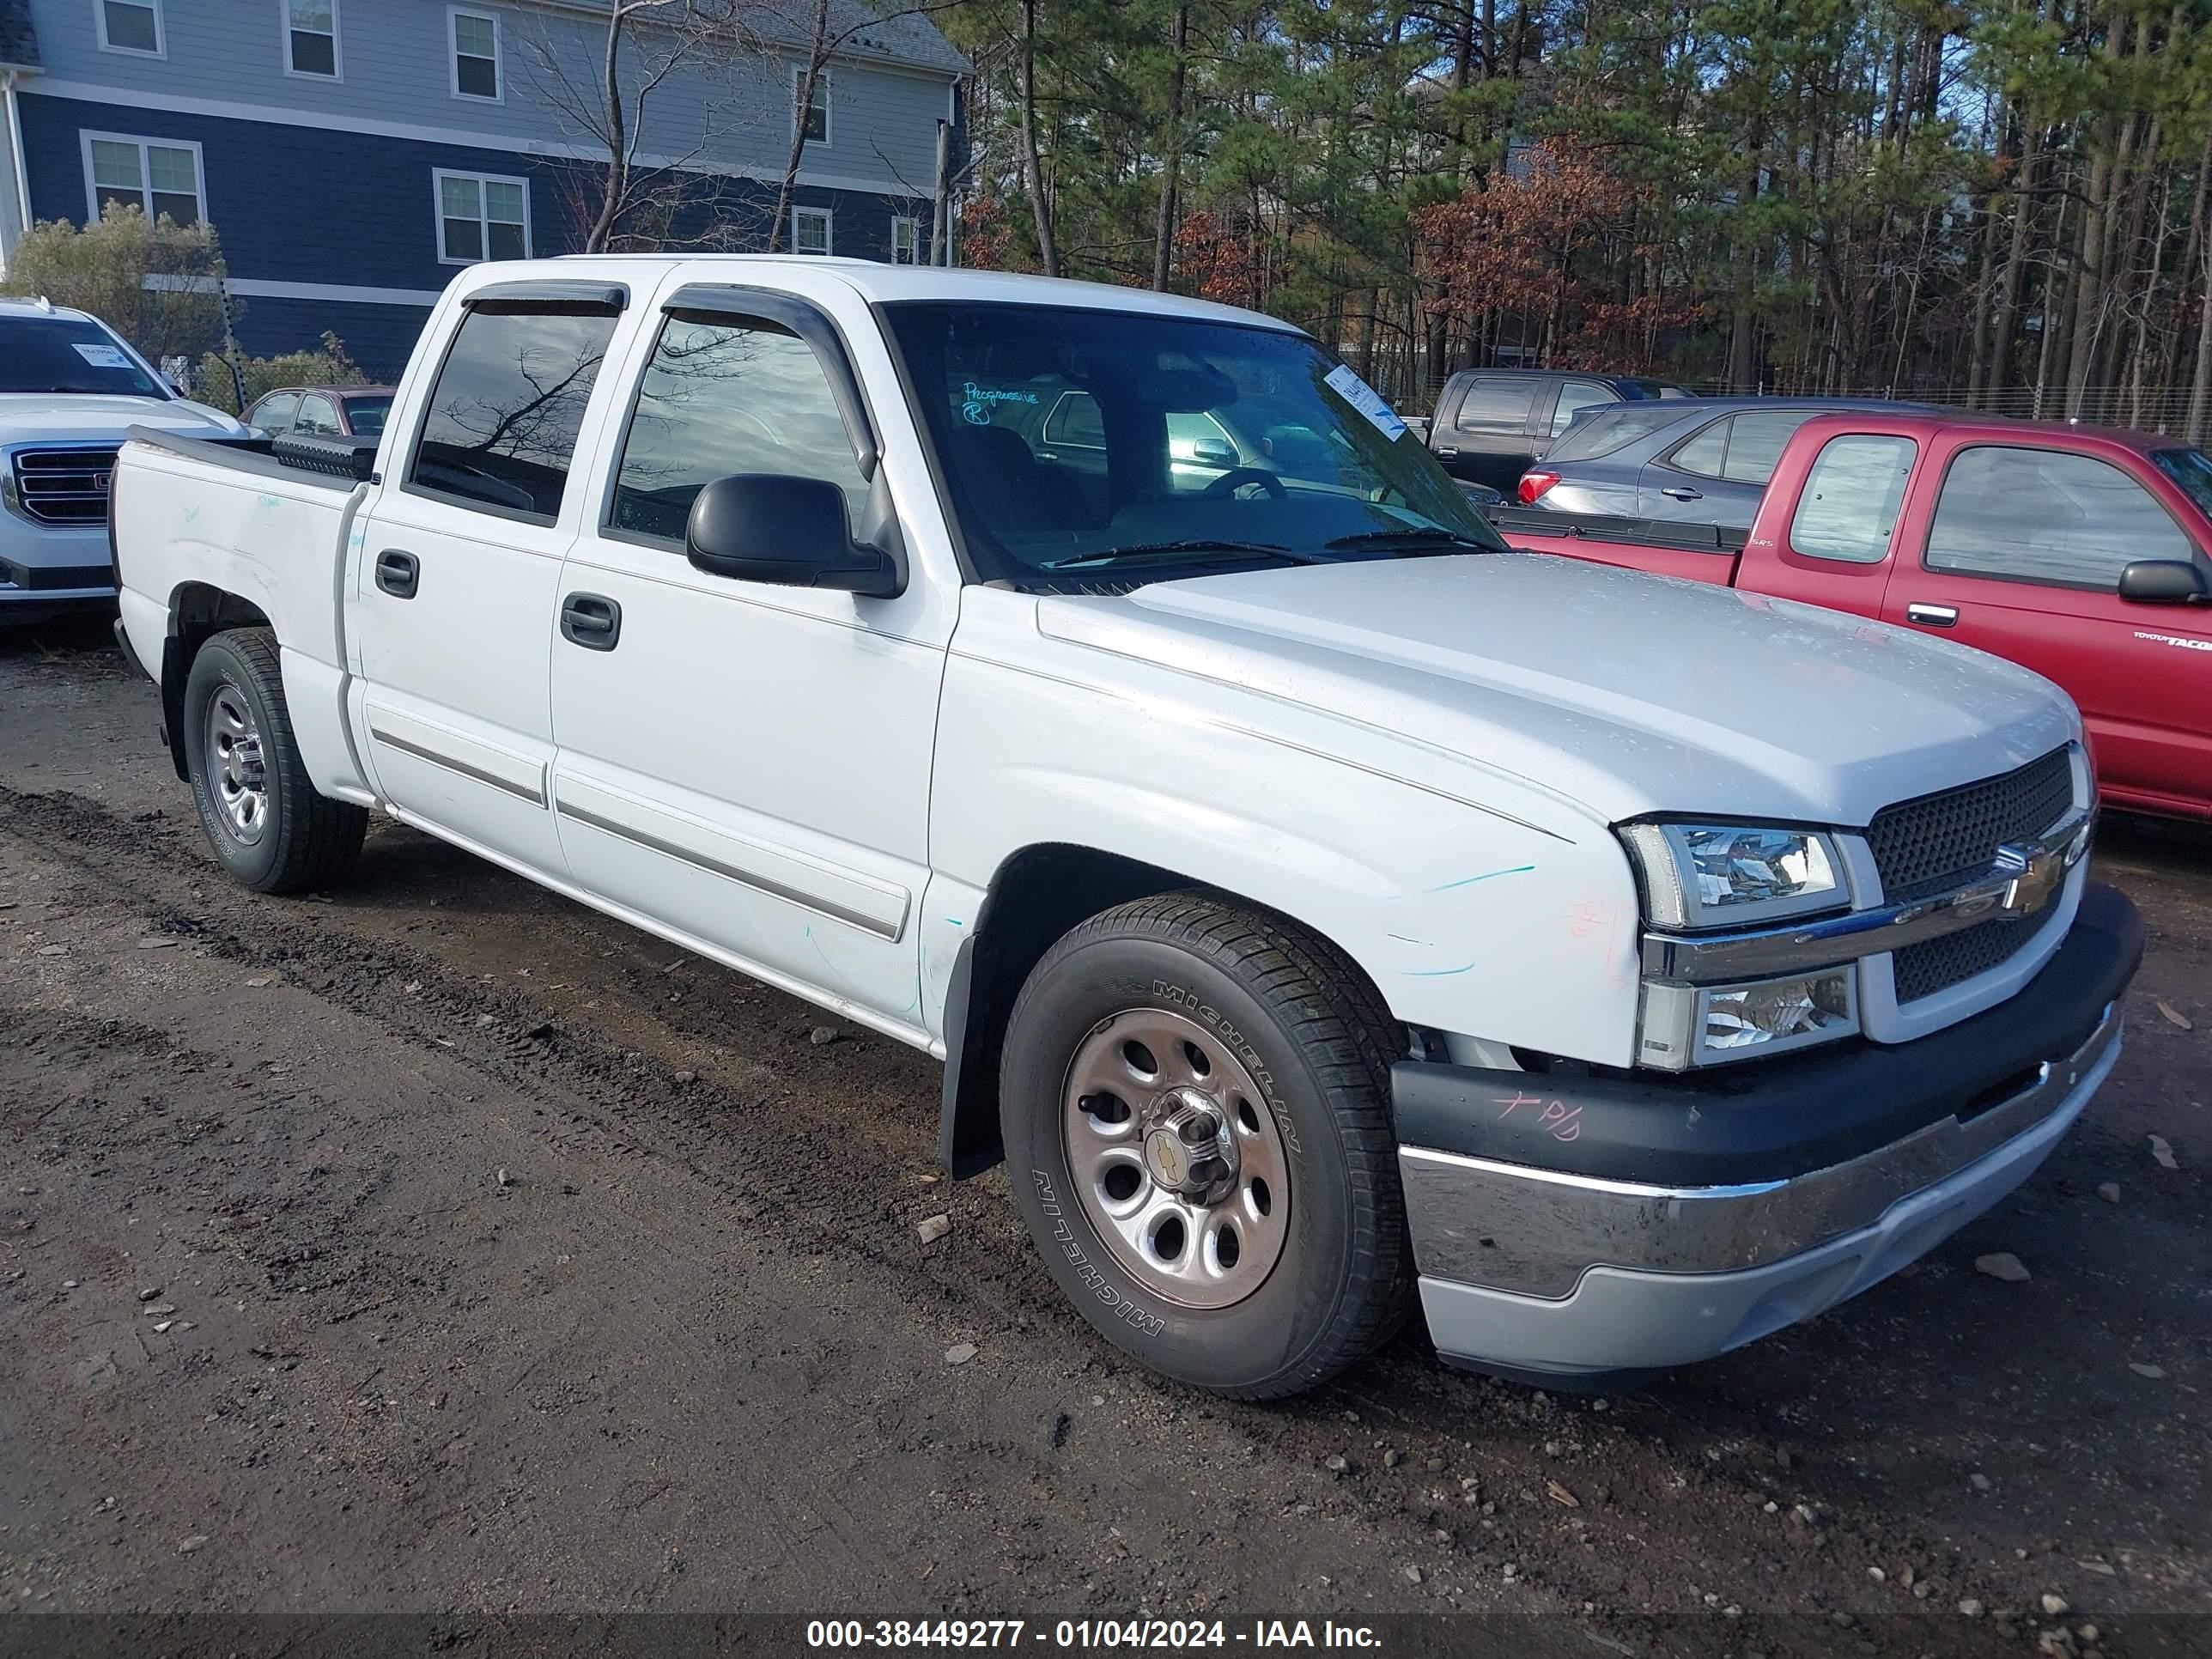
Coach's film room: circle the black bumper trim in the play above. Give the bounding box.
[1392,880,2142,1187]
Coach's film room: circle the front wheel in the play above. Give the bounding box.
[1000,893,1413,1398]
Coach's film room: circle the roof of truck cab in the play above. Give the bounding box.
[542,255,1309,331]
[1789,406,2196,454]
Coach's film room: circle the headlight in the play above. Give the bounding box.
[1637,967,1858,1069]
[1619,822,1847,931]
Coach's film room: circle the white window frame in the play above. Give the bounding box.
[447,5,503,104]
[792,64,831,148]
[80,131,206,226]
[433,167,532,264]
[791,206,832,256]
[95,0,166,58]
[282,0,343,81]
[890,214,921,265]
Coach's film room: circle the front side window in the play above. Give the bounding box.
[86,135,203,226]
[794,66,830,144]
[250,392,301,434]
[407,303,617,520]
[1451,376,1537,433]
[1789,434,1916,564]
[99,0,162,55]
[0,314,165,396]
[1550,380,1614,436]
[608,313,870,545]
[451,8,501,100]
[792,207,831,255]
[1927,447,2194,587]
[436,170,528,263]
[890,215,921,265]
[287,0,339,76]
[884,301,1501,584]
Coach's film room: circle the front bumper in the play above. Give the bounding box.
[1397,881,2142,1379]
[0,516,117,624]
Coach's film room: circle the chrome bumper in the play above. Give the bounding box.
[1404,1004,2118,1302]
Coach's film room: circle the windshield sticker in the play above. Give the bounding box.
[71,342,134,369]
[959,381,1039,427]
[1322,363,1408,441]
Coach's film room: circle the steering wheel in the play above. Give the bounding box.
[1201,466,1289,501]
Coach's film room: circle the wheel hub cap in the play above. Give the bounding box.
[205,687,269,847]
[1061,1007,1291,1310]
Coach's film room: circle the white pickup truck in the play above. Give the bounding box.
[111,256,2141,1397]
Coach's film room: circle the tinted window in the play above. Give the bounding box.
[343,396,392,436]
[409,306,617,520]
[293,394,341,435]
[1551,380,1616,436]
[608,313,868,545]
[2150,447,2212,517]
[1926,447,2193,586]
[252,392,301,434]
[1545,404,1686,463]
[1451,377,1539,432]
[1790,434,1916,563]
[1721,410,1814,484]
[1043,391,1104,447]
[1670,419,1729,477]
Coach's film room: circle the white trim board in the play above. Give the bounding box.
[27,79,945,197]
[143,272,446,306]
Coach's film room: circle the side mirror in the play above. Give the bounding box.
[2117,559,2210,605]
[685,473,904,599]
[1189,437,1237,468]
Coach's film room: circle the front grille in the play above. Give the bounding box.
[1866,747,2075,904]
[1893,893,2064,1003]
[9,446,120,526]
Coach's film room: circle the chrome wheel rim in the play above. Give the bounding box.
[204,685,268,846]
[1060,1006,1291,1310]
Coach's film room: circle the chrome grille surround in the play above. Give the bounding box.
[6,444,121,527]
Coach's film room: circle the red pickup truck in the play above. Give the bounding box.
[1491,410,2212,820]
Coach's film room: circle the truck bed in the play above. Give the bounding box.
[1483,505,1746,586]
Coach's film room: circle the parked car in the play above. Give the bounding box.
[1488,410,2212,820]
[1422,368,1692,491]
[0,296,247,626]
[1521,397,1934,523]
[245,385,398,441]
[111,258,2137,1398]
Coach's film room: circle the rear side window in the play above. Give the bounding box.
[1550,380,1616,436]
[1043,391,1105,448]
[252,392,301,435]
[1669,418,1730,477]
[2152,447,2212,515]
[1926,447,2193,587]
[1451,377,1538,432]
[1545,404,1686,463]
[408,304,619,520]
[1790,434,1916,563]
[607,312,869,545]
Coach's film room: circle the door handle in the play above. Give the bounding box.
[1435,445,1461,459]
[374,549,418,599]
[1661,485,1703,501]
[1906,603,1959,628]
[560,592,622,651]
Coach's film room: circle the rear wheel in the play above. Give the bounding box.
[1000,892,1412,1398]
[183,628,366,894]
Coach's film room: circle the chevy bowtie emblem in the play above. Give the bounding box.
[1993,841,2063,919]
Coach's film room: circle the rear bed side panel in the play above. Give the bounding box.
[1508,532,1741,586]
[112,441,369,798]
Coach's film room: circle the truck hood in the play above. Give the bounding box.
[1037,553,2079,828]
[0,395,246,441]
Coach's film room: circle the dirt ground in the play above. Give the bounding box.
[0,618,2205,1659]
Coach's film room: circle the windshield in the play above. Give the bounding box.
[2151,447,2212,518]
[881,301,1504,584]
[0,314,167,398]
[343,395,393,436]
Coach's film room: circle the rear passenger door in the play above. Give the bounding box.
[1642,410,1812,526]
[1883,441,2212,812]
[351,283,629,875]
[547,283,948,1031]
[1434,375,1541,489]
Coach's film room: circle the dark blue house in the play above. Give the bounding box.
[0,0,966,376]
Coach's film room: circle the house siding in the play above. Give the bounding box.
[26,0,956,192]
